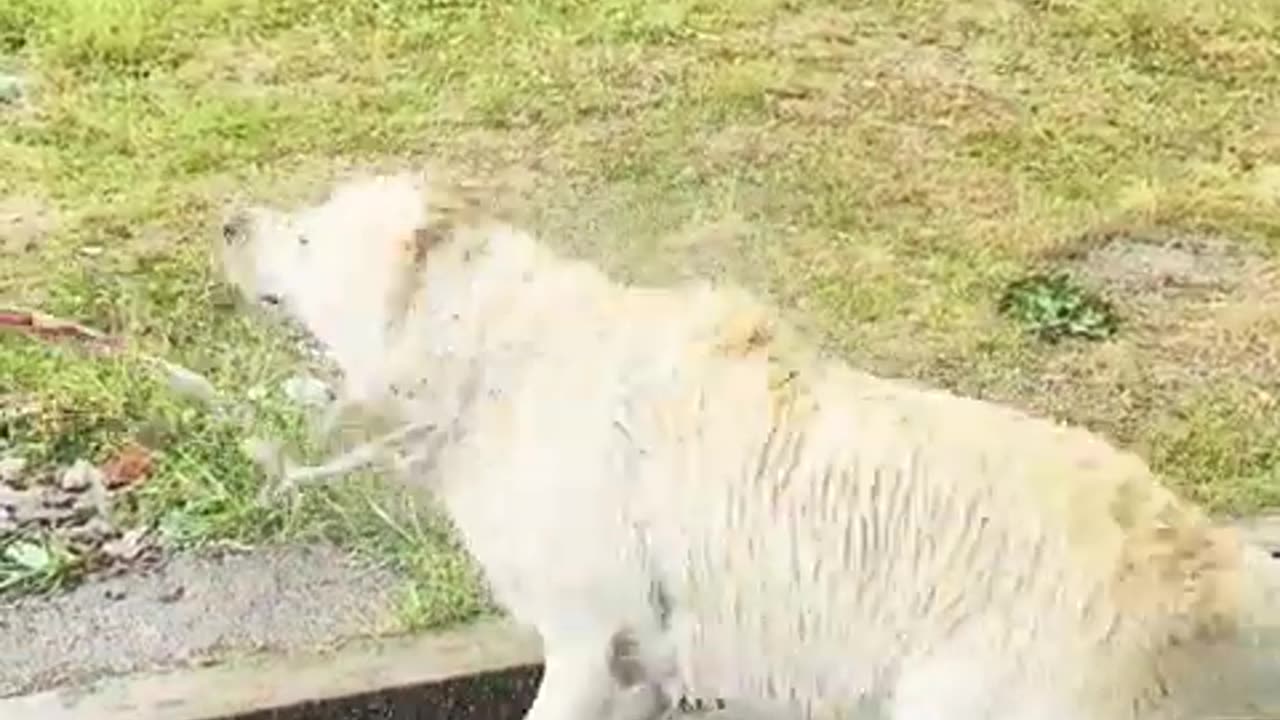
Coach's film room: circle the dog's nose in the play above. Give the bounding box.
[222,212,248,244]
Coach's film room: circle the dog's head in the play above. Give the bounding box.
[218,172,443,372]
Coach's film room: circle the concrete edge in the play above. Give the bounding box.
[0,618,544,720]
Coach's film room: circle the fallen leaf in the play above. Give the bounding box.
[101,442,154,489]
[4,541,51,571]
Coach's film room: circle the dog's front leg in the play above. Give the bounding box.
[522,639,617,720]
[523,627,672,720]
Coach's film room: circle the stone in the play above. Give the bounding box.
[281,374,334,408]
[0,74,24,105]
[0,455,27,485]
[59,460,102,493]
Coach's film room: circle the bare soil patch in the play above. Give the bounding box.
[1068,228,1268,299]
[920,226,1280,453]
[0,194,57,256]
[1062,228,1280,392]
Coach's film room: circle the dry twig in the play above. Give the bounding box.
[0,308,122,353]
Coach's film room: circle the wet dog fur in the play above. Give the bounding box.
[218,168,1280,720]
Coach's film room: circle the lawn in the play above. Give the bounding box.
[2,0,1278,619]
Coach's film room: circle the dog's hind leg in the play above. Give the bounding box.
[605,626,678,720]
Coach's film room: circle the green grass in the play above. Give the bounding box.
[3,0,1279,609]
[997,271,1119,343]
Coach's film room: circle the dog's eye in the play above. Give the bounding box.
[298,234,310,247]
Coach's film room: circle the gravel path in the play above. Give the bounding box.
[0,542,407,697]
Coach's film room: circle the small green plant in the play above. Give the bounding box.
[997,271,1119,343]
[0,538,81,594]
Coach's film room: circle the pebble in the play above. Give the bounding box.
[40,488,76,509]
[85,516,117,539]
[160,360,219,405]
[2,489,42,521]
[59,459,102,493]
[0,487,26,509]
[0,455,27,484]
[102,527,150,561]
[156,585,186,603]
[20,503,77,524]
[0,73,23,105]
[77,475,113,516]
[61,507,105,536]
[282,374,334,408]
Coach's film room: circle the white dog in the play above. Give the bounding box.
[218,169,1279,720]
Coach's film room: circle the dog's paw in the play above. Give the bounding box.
[243,436,302,506]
